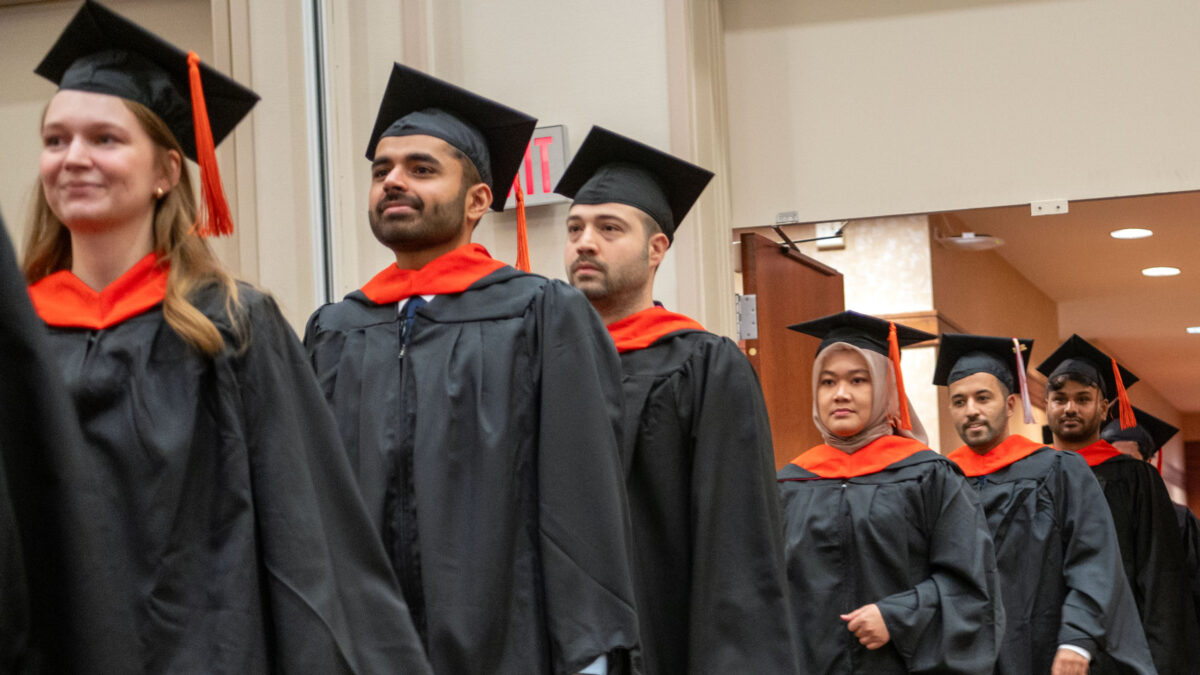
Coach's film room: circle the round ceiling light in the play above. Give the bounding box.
[1110,228,1153,239]
[1142,266,1181,277]
[1188,326,1200,334]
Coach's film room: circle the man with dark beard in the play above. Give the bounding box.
[304,65,639,675]
[556,126,798,675]
[1038,334,1200,673]
[935,334,1152,675]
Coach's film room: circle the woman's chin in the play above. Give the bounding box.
[829,423,864,438]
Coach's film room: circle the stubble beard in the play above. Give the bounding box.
[369,185,467,252]
[1049,409,1103,444]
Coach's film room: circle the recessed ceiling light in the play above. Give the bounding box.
[1188,326,1200,334]
[1111,228,1153,239]
[1142,266,1181,277]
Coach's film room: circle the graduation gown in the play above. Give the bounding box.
[610,308,797,675]
[0,224,131,674]
[947,437,1153,674]
[778,436,1002,674]
[28,256,431,674]
[1080,440,1200,672]
[304,249,639,675]
[1173,502,1200,629]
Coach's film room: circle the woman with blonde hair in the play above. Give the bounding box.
[777,310,1002,674]
[23,2,430,672]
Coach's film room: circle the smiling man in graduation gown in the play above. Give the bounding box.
[304,68,638,675]
[1039,335,1200,672]
[779,312,1003,674]
[1101,407,1200,631]
[556,127,797,675]
[936,333,1153,674]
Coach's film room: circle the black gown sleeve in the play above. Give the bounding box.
[1055,453,1153,673]
[1175,503,1200,629]
[873,461,1003,674]
[232,292,432,674]
[0,223,133,673]
[533,283,640,674]
[1124,461,1200,671]
[685,339,798,673]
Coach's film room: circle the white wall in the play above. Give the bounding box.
[722,0,1200,227]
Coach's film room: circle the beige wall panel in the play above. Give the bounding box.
[722,1,1200,226]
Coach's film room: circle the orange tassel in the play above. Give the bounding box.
[1156,449,1164,474]
[1111,358,1136,429]
[514,180,530,273]
[187,52,234,237]
[888,322,912,430]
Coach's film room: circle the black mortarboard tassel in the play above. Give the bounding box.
[933,333,1036,423]
[553,126,714,242]
[35,0,259,237]
[788,310,935,431]
[1036,334,1139,429]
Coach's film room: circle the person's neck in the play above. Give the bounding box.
[69,217,155,291]
[392,231,473,271]
[1054,432,1099,452]
[969,432,1009,456]
[591,286,655,327]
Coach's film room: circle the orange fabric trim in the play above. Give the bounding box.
[28,253,168,329]
[947,434,1044,477]
[1074,439,1124,467]
[607,306,705,354]
[359,243,506,304]
[789,435,929,479]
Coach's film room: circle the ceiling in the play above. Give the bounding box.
[942,191,1200,413]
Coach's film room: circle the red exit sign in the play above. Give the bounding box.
[505,125,569,209]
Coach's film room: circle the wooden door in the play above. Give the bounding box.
[740,233,845,469]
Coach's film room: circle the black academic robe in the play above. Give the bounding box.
[304,267,640,675]
[958,444,1153,674]
[37,284,431,674]
[778,447,1002,674]
[0,225,130,674]
[617,328,797,675]
[1089,447,1200,672]
[1173,502,1200,629]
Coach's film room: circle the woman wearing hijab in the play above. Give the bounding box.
[21,2,430,672]
[778,311,1002,674]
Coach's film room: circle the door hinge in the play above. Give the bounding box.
[735,294,758,341]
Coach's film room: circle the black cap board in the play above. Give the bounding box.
[1101,406,1179,460]
[787,310,935,357]
[1035,334,1139,400]
[553,126,714,242]
[933,333,1034,393]
[34,0,259,162]
[366,63,537,212]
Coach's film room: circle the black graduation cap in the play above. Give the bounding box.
[553,126,714,242]
[788,310,934,432]
[1101,406,1179,460]
[787,310,935,356]
[34,0,259,163]
[1037,334,1139,430]
[933,334,1034,392]
[366,63,537,212]
[1035,334,1138,401]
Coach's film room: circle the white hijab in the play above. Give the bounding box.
[811,342,928,453]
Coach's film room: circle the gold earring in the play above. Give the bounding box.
[156,187,165,200]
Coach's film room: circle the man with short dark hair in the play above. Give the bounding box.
[305,66,639,675]
[935,333,1152,675]
[557,126,798,675]
[1038,334,1200,673]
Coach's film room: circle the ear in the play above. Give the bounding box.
[647,231,670,270]
[464,182,492,224]
[160,148,183,191]
[1004,392,1018,419]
